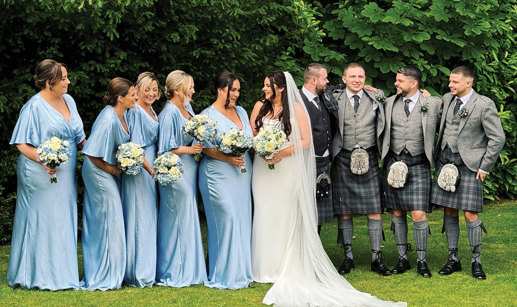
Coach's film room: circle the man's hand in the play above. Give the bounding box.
[476,170,487,182]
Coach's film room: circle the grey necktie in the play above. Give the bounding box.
[453,98,462,116]
[404,99,411,117]
[313,96,320,110]
[352,95,360,113]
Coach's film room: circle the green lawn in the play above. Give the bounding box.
[1,201,516,306]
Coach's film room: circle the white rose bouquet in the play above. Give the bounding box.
[252,126,287,170]
[217,128,253,173]
[116,142,144,175]
[183,114,218,161]
[37,136,71,183]
[153,151,184,186]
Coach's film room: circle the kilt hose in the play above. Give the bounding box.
[332,147,382,215]
[316,156,334,223]
[431,146,484,212]
[382,150,431,212]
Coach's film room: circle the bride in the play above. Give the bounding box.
[250,71,406,306]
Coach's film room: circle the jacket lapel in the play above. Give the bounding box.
[419,96,427,139]
[458,91,478,133]
[337,91,346,137]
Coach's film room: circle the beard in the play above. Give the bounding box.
[315,83,326,95]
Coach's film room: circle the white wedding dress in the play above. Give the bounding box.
[251,72,406,307]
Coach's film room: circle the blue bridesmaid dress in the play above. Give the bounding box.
[155,102,207,287]
[81,105,128,291]
[121,104,159,287]
[8,93,85,290]
[198,105,253,289]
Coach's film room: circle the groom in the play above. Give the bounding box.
[331,63,391,276]
[299,63,337,233]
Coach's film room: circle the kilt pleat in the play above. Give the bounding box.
[431,147,483,212]
[382,151,431,212]
[332,148,382,214]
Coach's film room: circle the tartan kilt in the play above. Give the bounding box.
[332,147,382,215]
[316,156,334,223]
[382,151,431,212]
[431,147,484,212]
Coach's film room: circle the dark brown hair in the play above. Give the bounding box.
[103,77,134,106]
[397,65,422,84]
[34,59,67,90]
[214,71,237,109]
[255,70,291,136]
[451,65,475,80]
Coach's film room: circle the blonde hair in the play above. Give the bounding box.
[164,70,192,100]
[135,72,161,100]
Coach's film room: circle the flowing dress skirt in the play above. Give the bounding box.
[156,154,207,287]
[81,157,126,290]
[121,144,158,287]
[7,145,80,290]
[198,155,253,289]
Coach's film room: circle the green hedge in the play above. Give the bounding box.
[0,0,515,243]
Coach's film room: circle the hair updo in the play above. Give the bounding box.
[164,70,192,100]
[214,71,237,109]
[102,77,134,106]
[34,59,67,90]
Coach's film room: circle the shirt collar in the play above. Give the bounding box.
[346,88,363,101]
[302,86,317,102]
[456,89,474,105]
[404,91,420,104]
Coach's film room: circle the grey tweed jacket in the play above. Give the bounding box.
[381,94,442,167]
[330,89,385,160]
[436,91,505,172]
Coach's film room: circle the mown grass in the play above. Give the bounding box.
[1,201,516,306]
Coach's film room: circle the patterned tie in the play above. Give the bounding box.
[453,98,462,116]
[404,99,411,117]
[313,96,320,110]
[352,95,360,113]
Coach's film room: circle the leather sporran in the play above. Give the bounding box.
[350,148,369,175]
[437,163,461,192]
[316,172,331,200]
[387,161,408,188]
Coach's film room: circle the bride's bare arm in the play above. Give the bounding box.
[249,101,263,137]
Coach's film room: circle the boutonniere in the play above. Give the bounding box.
[458,108,469,118]
[420,103,429,113]
[375,93,386,103]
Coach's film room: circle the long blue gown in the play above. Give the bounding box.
[81,105,128,291]
[121,104,159,287]
[156,102,207,287]
[8,93,85,290]
[198,105,253,289]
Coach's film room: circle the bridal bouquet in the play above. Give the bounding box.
[253,126,287,170]
[217,128,253,173]
[37,136,71,183]
[153,151,184,186]
[183,114,218,161]
[116,142,144,175]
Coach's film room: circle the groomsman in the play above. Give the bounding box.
[331,63,391,276]
[431,66,505,279]
[299,63,336,233]
[381,66,441,278]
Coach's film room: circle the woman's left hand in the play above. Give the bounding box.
[268,151,286,165]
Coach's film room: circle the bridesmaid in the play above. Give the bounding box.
[81,77,136,290]
[156,70,207,287]
[121,72,160,287]
[8,59,85,290]
[198,71,253,289]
